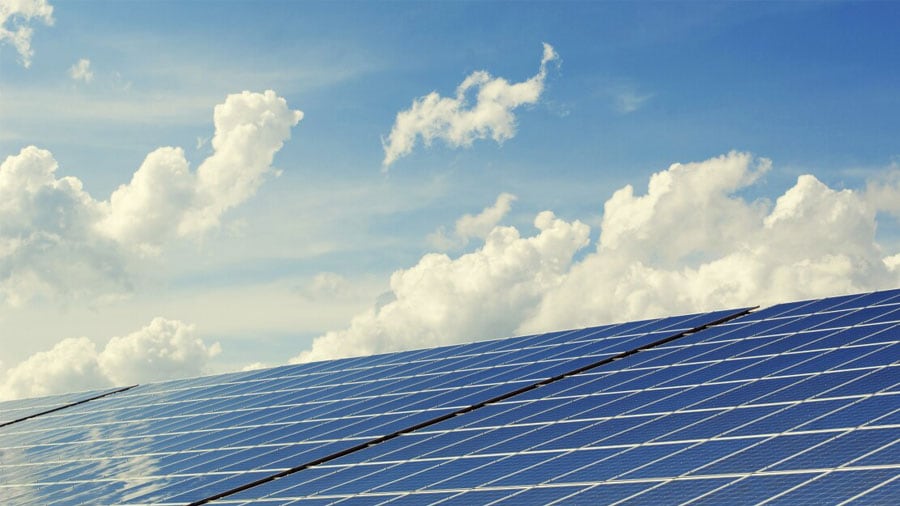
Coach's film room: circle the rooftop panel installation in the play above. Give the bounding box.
[1,289,898,505]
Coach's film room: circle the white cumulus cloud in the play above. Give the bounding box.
[68,57,93,82]
[98,318,221,386]
[428,192,517,250]
[526,152,900,331]
[295,151,900,363]
[98,90,303,249]
[0,90,302,305]
[0,0,54,68]
[0,145,128,306]
[382,43,559,169]
[0,317,220,401]
[292,210,590,363]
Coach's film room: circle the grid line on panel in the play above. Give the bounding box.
[190,465,900,504]
[838,472,900,505]
[9,317,711,506]
[0,385,137,429]
[7,289,898,505]
[759,423,900,502]
[8,320,704,502]
[207,291,898,505]
[186,309,755,505]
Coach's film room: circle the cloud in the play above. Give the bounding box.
[593,79,654,115]
[0,90,302,306]
[98,318,221,385]
[0,146,130,306]
[0,317,220,401]
[526,152,900,331]
[292,210,590,363]
[98,90,303,248]
[295,151,900,363]
[614,89,653,114]
[428,192,517,250]
[241,362,267,372]
[0,0,54,68]
[302,272,356,301]
[866,168,900,221]
[68,58,93,82]
[382,43,559,169]
[886,253,900,273]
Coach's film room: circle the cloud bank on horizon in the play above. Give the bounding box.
[4,153,899,398]
[294,151,900,363]
[0,318,220,400]
[381,43,559,169]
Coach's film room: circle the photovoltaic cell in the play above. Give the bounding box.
[1,289,897,505]
[0,308,743,505]
[202,289,900,505]
[0,386,129,427]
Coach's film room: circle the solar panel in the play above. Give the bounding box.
[0,308,746,505]
[0,386,132,427]
[200,289,899,505]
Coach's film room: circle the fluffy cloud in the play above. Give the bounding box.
[292,211,590,363]
[428,192,517,250]
[0,146,128,306]
[296,151,900,363]
[0,90,301,305]
[68,57,93,82]
[524,152,899,331]
[98,90,303,248]
[382,43,559,168]
[0,318,219,401]
[0,0,54,68]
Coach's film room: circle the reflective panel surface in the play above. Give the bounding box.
[0,308,744,505]
[207,289,900,505]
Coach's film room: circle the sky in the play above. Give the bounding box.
[1,0,899,400]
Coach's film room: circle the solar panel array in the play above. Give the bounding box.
[0,309,742,505]
[1,289,898,505]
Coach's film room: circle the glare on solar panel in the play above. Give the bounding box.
[2,290,898,505]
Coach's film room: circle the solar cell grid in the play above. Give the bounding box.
[766,468,900,506]
[204,291,899,505]
[487,485,586,505]
[1,291,897,505]
[1,310,744,505]
[0,386,130,427]
[689,473,817,505]
[617,477,734,505]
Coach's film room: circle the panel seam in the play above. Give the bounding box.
[188,307,756,506]
[0,384,138,429]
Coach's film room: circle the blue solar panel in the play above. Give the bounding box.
[200,289,899,504]
[0,309,745,505]
[767,468,900,505]
[0,385,129,427]
[1,290,898,505]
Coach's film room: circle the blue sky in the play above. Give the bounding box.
[1,1,899,398]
